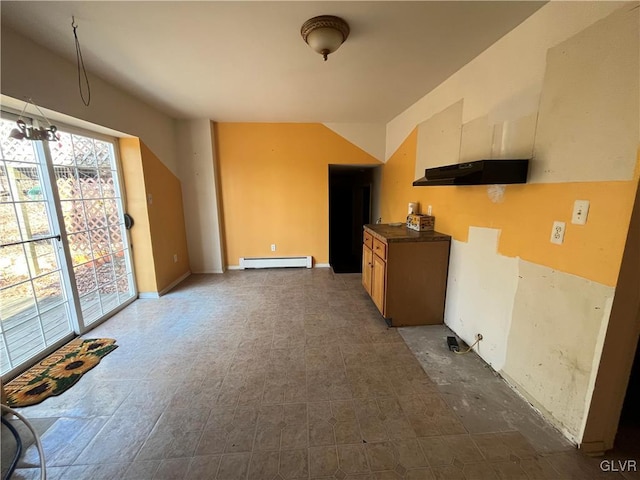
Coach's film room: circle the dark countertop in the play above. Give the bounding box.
[364,224,451,243]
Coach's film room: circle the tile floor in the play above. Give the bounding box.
[0,269,634,479]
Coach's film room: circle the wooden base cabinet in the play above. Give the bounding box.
[371,253,386,313]
[362,243,373,294]
[362,225,451,327]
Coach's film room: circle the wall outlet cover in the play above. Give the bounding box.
[571,200,590,225]
[550,221,566,245]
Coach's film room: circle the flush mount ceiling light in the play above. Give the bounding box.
[301,15,350,61]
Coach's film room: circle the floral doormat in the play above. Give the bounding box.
[4,338,118,408]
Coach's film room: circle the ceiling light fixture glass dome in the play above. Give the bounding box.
[301,15,350,61]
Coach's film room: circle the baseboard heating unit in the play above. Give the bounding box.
[239,256,312,269]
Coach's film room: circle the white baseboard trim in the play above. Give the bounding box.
[138,271,191,299]
[229,263,329,270]
[138,292,160,299]
[239,256,312,269]
[158,271,192,296]
[192,269,225,274]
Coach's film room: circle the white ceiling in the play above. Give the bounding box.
[1,1,545,123]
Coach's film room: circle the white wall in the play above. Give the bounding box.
[444,228,518,371]
[445,226,615,443]
[504,261,614,443]
[176,119,225,274]
[0,25,179,176]
[323,123,387,162]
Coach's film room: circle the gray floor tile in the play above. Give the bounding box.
[2,271,611,480]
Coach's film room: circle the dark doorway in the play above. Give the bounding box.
[329,166,375,274]
[620,337,640,426]
[611,333,640,459]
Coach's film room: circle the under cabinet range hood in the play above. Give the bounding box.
[413,159,529,186]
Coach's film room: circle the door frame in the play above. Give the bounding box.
[580,177,640,453]
[40,119,138,334]
[0,109,138,380]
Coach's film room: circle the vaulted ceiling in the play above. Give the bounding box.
[1,1,545,123]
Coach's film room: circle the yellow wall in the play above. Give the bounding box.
[119,138,156,292]
[139,142,191,291]
[215,123,381,266]
[119,138,190,294]
[381,131,639,287]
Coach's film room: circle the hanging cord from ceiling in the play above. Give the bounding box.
[72,16,91,107]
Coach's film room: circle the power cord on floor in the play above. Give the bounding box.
[1,415,22,480]
[1,404,46,480]
[454,334,482,355]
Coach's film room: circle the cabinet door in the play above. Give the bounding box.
[371,254,386,315]
[362,245,373,294]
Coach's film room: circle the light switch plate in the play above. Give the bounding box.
[550,221,566,245]
[572,200,589,225]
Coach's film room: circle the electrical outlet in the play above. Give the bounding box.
[572,200,590,225]
[173,254,178,263]
[271,244,276,252]
[550,221,566,245]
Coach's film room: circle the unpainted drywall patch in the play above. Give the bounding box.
[459,115,492,162]
[486,184,506,203]
[459,95,537,164]
[415,100,463,180]
[503,260,615,440]
[444,227,519,371]
[491,112,537,160]
[579,295,614,441]
[532,5,639,183]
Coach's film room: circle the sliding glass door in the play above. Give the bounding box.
[50,129,135,327]
[0,113,136,378]
[0,116,75,376]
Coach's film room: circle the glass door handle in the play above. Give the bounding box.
[1,234,61,248]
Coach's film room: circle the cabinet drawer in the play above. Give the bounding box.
[373,238,387,260]
[363,231,373,249]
